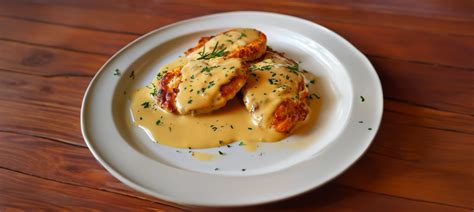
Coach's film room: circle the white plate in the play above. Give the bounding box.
[81,11,383,207]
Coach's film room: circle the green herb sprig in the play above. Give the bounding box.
[197,42,228,60]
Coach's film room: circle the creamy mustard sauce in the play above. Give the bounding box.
[130,66,320,150]
[130,28,320,150]
[130,84,320,149]
[186,28,261,60]
[176,57,243,114]
[242,52,308,128]
[191,152,217,160]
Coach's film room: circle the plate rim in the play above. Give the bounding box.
[81,11,384,207]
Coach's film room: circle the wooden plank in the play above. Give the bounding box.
[372,57,474,115]
[0,16,136,55]
[0,132,187,210]
[0,131,467,211]
[240,184,468,211]
[336,121,474,208]
[383,100,473,135]
[0,67,89,108]
[318,20,474,69]
[1,1,473,36]
[16,0,474,22]
[0,99,83,145]
[0,4,473,69]
[0,168,184,211]
[0,40,106,76]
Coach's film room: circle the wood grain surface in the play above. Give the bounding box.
[0,0,473,211]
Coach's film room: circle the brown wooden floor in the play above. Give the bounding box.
[0,0,473,211]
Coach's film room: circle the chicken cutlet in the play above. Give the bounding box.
[153,28,266,115]
[241,50,310,133]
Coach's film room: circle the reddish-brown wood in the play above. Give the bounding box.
[1,2,473,69]
[0,40,106,76]
[0,169,184,211]
[2,1,473,36]
[0,0,473,210]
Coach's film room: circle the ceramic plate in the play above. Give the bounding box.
[81,11,383,207]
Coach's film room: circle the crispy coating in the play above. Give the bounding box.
[242,50,310,133]
[155,66,182,113]
[271,78,309,133]
[155,28,267,115]
[155,59,248,114]
[184,28,267,62]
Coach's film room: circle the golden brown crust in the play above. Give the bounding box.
[155,66,182,113]
[220,72,247,98]
[244,49,310,133]
[226,32,267,62]
[271,78,309,133]
[156,29,268,115]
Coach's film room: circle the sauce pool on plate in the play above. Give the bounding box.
[129,75,321,150]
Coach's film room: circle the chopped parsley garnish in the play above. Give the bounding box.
[191,74,195,79]
[239,142,245,146]
[287,64,299,72]
[156,70,167,80]
[141,102,150,108]
[207,81,215,88]
[188,99,193,104]
[200,66,211,73]
[268,79,275,85]
[219,140,224,145]
[250,65,272,71]
[113,68,120,76]
[238,32,247,39]
[197,42,228,60]
[360,96,365,102]
[368,128,372,130]
[149,84,157,96]
[230,125,234,129]
[310,80,315,84]
[155,119,161,125]
[129,70,135,79]
[227,145,231,148]
[218,151,225,155]
[226,39,234,44]
[248,127,253,130]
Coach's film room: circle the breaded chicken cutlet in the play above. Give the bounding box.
[153,28,267,115]
[241,50,310,133]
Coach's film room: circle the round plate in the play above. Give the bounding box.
[81,11,383,207]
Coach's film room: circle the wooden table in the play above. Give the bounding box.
[0,0,473,211]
